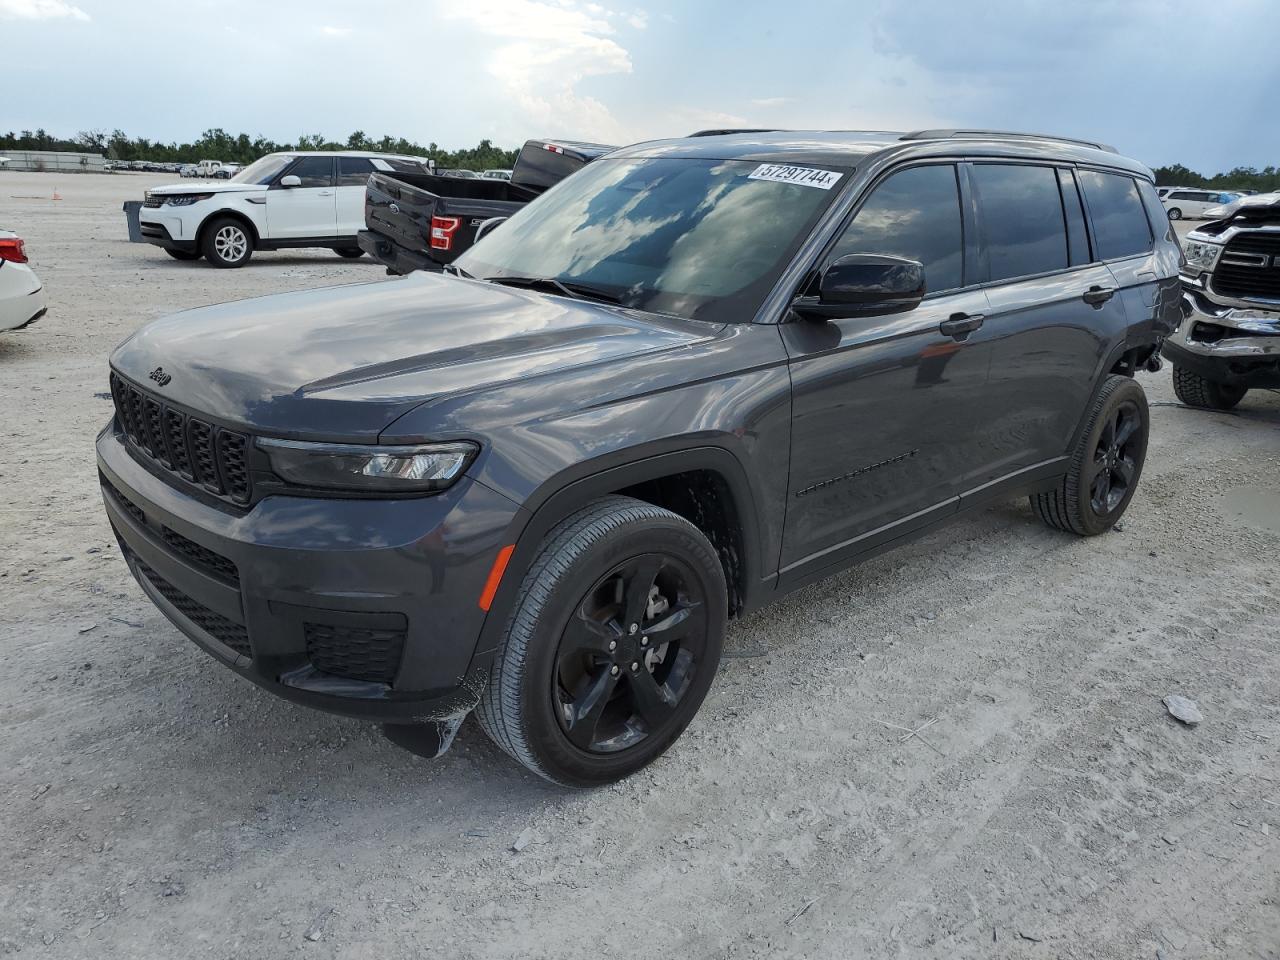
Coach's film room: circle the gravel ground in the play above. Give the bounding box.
[1,171,1278,959]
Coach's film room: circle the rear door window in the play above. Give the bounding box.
[970,164,1068,282]
[831,164,964,295]
[1057,169,1091,265]
[337,157,375,185]
[1078,170,1153,260]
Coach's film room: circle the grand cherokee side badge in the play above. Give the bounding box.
[149,366,172,386]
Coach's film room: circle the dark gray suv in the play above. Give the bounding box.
[98,129,1182,785]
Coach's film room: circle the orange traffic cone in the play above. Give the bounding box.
[51,189,63,201]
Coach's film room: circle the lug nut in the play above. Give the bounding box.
[608,640,617,651]
[630,661,639,671]
[610,665,620,676]
[629,623,638,634]
[640,636,649,647]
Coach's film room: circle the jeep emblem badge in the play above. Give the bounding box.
[149,366,172,387]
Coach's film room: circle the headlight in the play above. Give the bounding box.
[164,193,213,206]
[257,438,477,493]
[1182,239,1223,272]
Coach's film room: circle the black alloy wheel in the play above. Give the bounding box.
[1087,400,1142,516]
[554,553,707,753]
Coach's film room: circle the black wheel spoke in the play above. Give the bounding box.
[562,666,619,750]
[1098,415,1116,450]
[627,667,678,731]
[1114,411,1139,448]
[1114,455,1136,487]
[564,609,620,656]
[645,600,701,637]
[621,556,664,631]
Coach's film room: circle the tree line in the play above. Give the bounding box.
[1150,163,1280,193]
[0,128,519,171]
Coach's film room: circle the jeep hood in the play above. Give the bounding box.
[110,273,715,441]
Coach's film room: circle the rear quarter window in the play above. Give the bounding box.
[1078,170,1152,260]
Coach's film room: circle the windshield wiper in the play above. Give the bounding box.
[443,262,475,280]
[482,275,624,305]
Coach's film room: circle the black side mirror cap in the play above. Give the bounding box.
[794,253,926,320]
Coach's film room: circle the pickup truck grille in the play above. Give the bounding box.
[109,372,253,505]
[1213,232,1280,302]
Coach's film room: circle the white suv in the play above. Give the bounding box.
[138,151,431,267]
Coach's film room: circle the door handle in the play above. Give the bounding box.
[318,191,334,197]
[938,313,985,339]
[1082,285,1117,306]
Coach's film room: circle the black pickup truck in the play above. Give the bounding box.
[358,138,614,274]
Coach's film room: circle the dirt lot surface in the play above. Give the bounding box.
[1,171,1278,959]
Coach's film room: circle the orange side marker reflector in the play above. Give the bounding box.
[478,545,515,612]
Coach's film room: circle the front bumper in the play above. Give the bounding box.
[1161,287,1280,388]
[96,424,521,722]
[138,218,198,253]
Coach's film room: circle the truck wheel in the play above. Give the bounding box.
[165,249,200,261]
[1031,374,1149,536]
[1167,207,1182,220]
[1171,365,1247,410]
[202,217,253,268]
[335,247,364,259]
[476,496,727,787]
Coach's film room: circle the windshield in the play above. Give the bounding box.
[456,157,847,324]
[230,154,294,185]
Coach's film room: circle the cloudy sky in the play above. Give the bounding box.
[2,0,1275,172]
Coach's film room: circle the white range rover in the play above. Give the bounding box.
[138,151,432,267]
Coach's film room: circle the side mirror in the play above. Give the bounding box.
[279,174,301,188]
[794,254,925,320]
[474,216,508,244]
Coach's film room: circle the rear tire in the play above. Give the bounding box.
[336,247,364,259]
[165,249,200,261]
[1171,364,1247,410]
[476,496,727,787]
[201,217,253,268]
[1031,374,1149,536]
[1167,207,1182,220]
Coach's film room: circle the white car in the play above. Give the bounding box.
[1200,191,1280,221]
[1162,188,1241,220]
[138,151,431,267]
[0,231,47,332]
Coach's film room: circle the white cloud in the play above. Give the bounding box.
[439,0,633,143]
[626,9,647,29]
[318,25,352,37]
[750,97,792,108]
[0,0,90,20]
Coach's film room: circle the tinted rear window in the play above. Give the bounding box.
[831,164,963,294]
[337,157,375,185]
[1079,170,1152,260]
[971,164,1068,282]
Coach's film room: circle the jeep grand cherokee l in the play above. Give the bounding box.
[99,129,1181,786]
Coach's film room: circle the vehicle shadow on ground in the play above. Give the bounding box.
[143,254,387,270]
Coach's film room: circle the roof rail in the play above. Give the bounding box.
[900,129,1118,154]
[687,128,783,138]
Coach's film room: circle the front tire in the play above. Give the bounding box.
[1031,374,1149,536]
[1167,207,1182,220]
[1171,364,1247,410]
[201,217,253,268]
[476,496,727,787]
[335,247,364,259]
[165,248,200,261]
